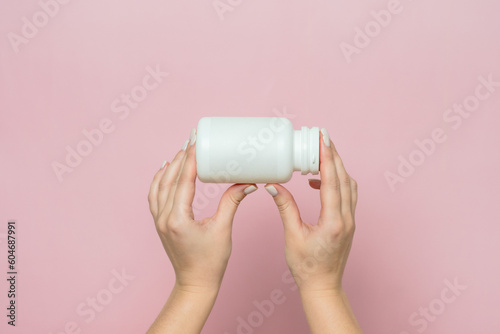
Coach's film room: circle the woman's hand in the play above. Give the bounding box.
[265,128,362,333]
[147,129,257,333]
[265,128,357,292]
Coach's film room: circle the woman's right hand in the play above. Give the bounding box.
[265,128,362,333]
[265,128,357,293]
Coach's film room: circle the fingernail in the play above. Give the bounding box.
[308,178,320,182]
[189,128,197,146]
[321,128,331,147]
[265,185,278,197]
[182,139,189,151]
[243,185,258,195]
[160,160,167,169]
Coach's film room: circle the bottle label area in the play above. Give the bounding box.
[197,117,294,183]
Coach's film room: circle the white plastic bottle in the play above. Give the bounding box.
[196,117,319,183]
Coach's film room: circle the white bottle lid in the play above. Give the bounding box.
[294,126,320,175]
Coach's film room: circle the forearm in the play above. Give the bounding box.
[299,289,362,334]
[147,284,219,334]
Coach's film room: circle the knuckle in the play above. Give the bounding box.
[329,225,345,239]
[176,175,188,186]
[226,193,242,207]
[160,217,180,235]
[158,180,168,191]
[276,199,291,213]
[156,212,177,234]
[156,223,168,236]
[331,178,341,191]
[171,177,179,187]
[341,175,351,186]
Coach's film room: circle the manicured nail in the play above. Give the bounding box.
[182,139,189,151]
[243,185,258,195]
[265,185,278,197]
[189,128,197,146]
[160,160,167,169]
[321,128,331,147]
[308,178,320,183]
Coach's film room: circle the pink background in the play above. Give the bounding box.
[1,0,499,333]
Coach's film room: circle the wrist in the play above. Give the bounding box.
[173,281,220,299]
[151,281,220,333]
[298,285,345,300]
[294,274,343,296]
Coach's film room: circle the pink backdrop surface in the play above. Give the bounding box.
[1,0,499,333]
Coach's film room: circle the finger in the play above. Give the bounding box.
[326,132,352,216]
[308,178,321,190]
[264,183,302,235]
[157,147,187,216]
[318,128,341,224]
[164,139,191,216]
[214,183,258,226]
[171,137,198,219]
[148,161,169,217]
[350,176,358,216]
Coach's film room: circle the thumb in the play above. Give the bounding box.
[264,184,302,234]
[214,184,257,224]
